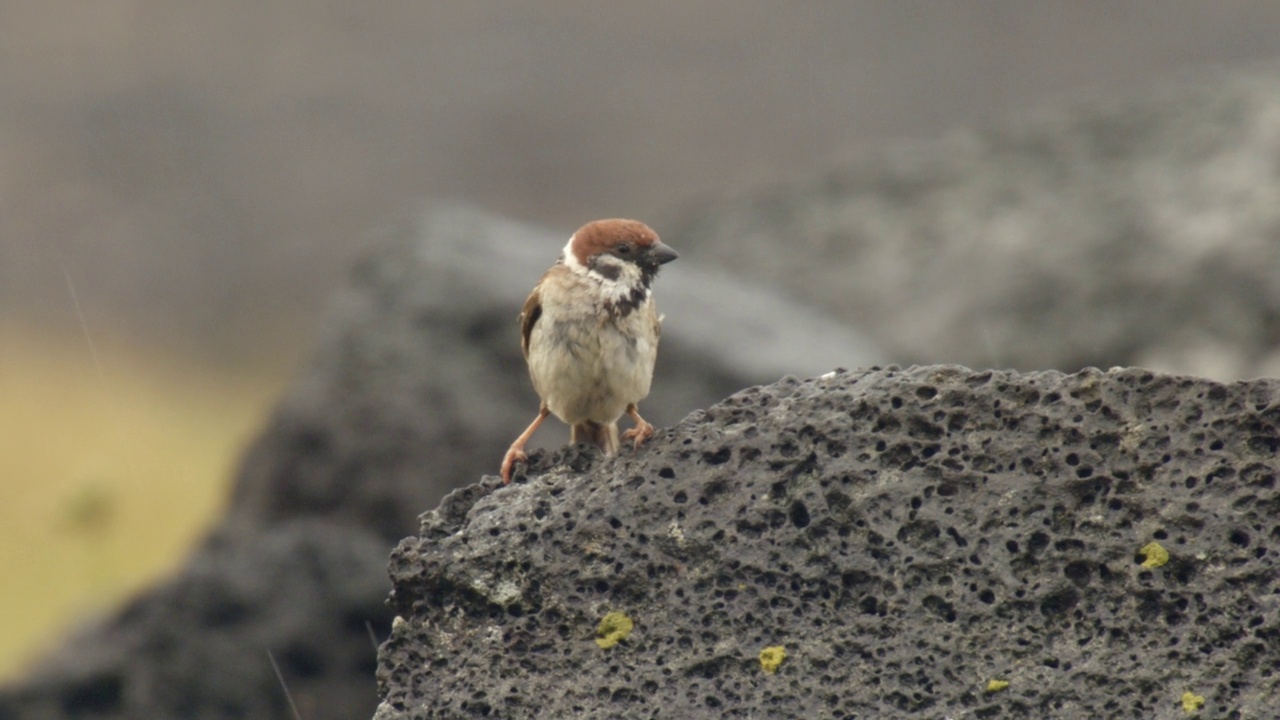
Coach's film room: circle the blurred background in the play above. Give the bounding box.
[6,0,1280,685]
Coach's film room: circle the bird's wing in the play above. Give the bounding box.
[519,282,544,361]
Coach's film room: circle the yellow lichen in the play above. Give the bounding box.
[986,679,1009,693]
[1181,691,1205,713]
[759,645,786,674]
[1140,541,1170,568]
[595,611,633,649]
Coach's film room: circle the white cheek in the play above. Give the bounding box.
[561,236,585,272]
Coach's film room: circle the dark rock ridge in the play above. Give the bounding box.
[376,365,1280,719]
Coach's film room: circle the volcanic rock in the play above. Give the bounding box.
[375,365,1280,719]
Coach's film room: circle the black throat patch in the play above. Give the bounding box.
[605,285,649,318]
[592,261,623,282]
[589,257,657,318]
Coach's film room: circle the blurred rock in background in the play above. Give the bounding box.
[664,71,1280,380]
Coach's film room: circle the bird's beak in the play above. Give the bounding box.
[648,241,679,266]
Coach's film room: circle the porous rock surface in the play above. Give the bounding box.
[376,365,1280,719]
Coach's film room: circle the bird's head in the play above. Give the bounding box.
[562,219,678,286]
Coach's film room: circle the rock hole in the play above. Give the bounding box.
[1063,561,1092,586]
[1039,587,1080,617]
[702,447,732,465]
[859,596,881,615]
[789,501,811,529]
[922,595,957,622]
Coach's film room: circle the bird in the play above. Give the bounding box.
[500,219,678,483]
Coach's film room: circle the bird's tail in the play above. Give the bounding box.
[571,421,619,456]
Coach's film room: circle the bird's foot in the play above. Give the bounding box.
[500,446,528,484]
[501,406,550,485]
[621,419,655,449]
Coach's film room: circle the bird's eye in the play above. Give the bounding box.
[615,243,631,254]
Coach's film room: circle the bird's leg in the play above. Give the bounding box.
[501,405,550,484]
[621,403,655,449]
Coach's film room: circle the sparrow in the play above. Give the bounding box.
[500,219,679,483]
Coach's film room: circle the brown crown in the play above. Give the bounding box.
[568,219,660,264]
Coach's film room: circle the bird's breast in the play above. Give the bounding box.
[526,297,658,425]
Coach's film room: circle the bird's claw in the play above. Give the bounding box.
[622,420,655,450]
[500,447,528,485]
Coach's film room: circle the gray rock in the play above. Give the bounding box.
[664,68,1280,379]
[376,365,1280,719]
[1,521,390,720]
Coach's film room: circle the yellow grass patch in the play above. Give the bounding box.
[0,325,284,680]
